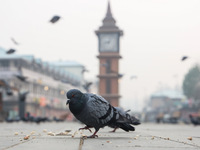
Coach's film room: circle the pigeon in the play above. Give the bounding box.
[118,73,124,78]
[49,15,61,23]
[83,82,92,92]
[181,56,188,61]
[0,79,13,95]
[81,68,89,74]
[6,48,16,54]
[15,74,28,82]
[11,37,19,45]
[189,114,200,126]
[66,89,140,138]
[130,75,137,80]
[109,107,137,132]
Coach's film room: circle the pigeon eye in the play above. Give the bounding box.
[72,94,75,98]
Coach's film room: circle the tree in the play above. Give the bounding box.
[194,82,200,100]
[182,65,200,99]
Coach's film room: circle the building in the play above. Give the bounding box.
[0,47,85,120]
[95,2,123,107]
[50,60,85,86]
[144,89,186,122]
[150,89,185,112]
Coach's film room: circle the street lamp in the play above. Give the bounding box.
[18,91,29,120]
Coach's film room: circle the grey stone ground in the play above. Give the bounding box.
[0,122,200,150]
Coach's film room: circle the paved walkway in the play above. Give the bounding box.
[0,122,200,150]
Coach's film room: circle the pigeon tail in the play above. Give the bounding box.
[129,116,141,125]
[115,108,141,126]
[119,123,135,132]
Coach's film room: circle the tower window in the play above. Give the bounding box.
[106,79,111,94]
[106,60,111,73]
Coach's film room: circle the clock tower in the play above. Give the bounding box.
[95,1,123,106]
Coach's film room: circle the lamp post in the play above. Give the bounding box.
[0,92,3,122]
[0,79,13,121]
[18,91,29,119]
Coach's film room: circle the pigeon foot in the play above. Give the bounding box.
[87,134,98,138]
[109,128,118,133]
[79,126,92,133]
[87,130,99,138]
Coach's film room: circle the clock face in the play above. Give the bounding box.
[99,33,118,52]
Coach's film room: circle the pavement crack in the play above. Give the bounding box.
[1,140,30,150]
[153,135,200,148]
[78,136,85,150]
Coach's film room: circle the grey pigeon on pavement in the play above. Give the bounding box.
[66,89,140,138]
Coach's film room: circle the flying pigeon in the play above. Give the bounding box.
[82,68,89,74]
[0,79,13,95]
[66,89,140,138]
[6,48,16,54]
[181,56,188,61]
[49,15,61,23]
[130,75,137,80]
[15,74,28,82]
[11,37,19,45]
[83,82,92,92]
[118,73,124,78]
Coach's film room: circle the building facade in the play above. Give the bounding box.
[144,89,186,122]
[0,47,85,120]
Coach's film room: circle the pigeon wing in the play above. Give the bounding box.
[86,93,114,126]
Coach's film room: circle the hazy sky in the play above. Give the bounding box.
[1,0,200,111]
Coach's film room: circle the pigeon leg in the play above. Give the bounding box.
[87,129,99,138]
[79,126,92,133]
[110,127,118,132]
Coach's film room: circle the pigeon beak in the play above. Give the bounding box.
[66,100,71,105]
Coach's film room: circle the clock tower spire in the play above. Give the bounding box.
[95,1,123,106]
[97,1,123,34]
[101,1,116,28]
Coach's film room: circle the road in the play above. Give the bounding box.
[0,122,200,150]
